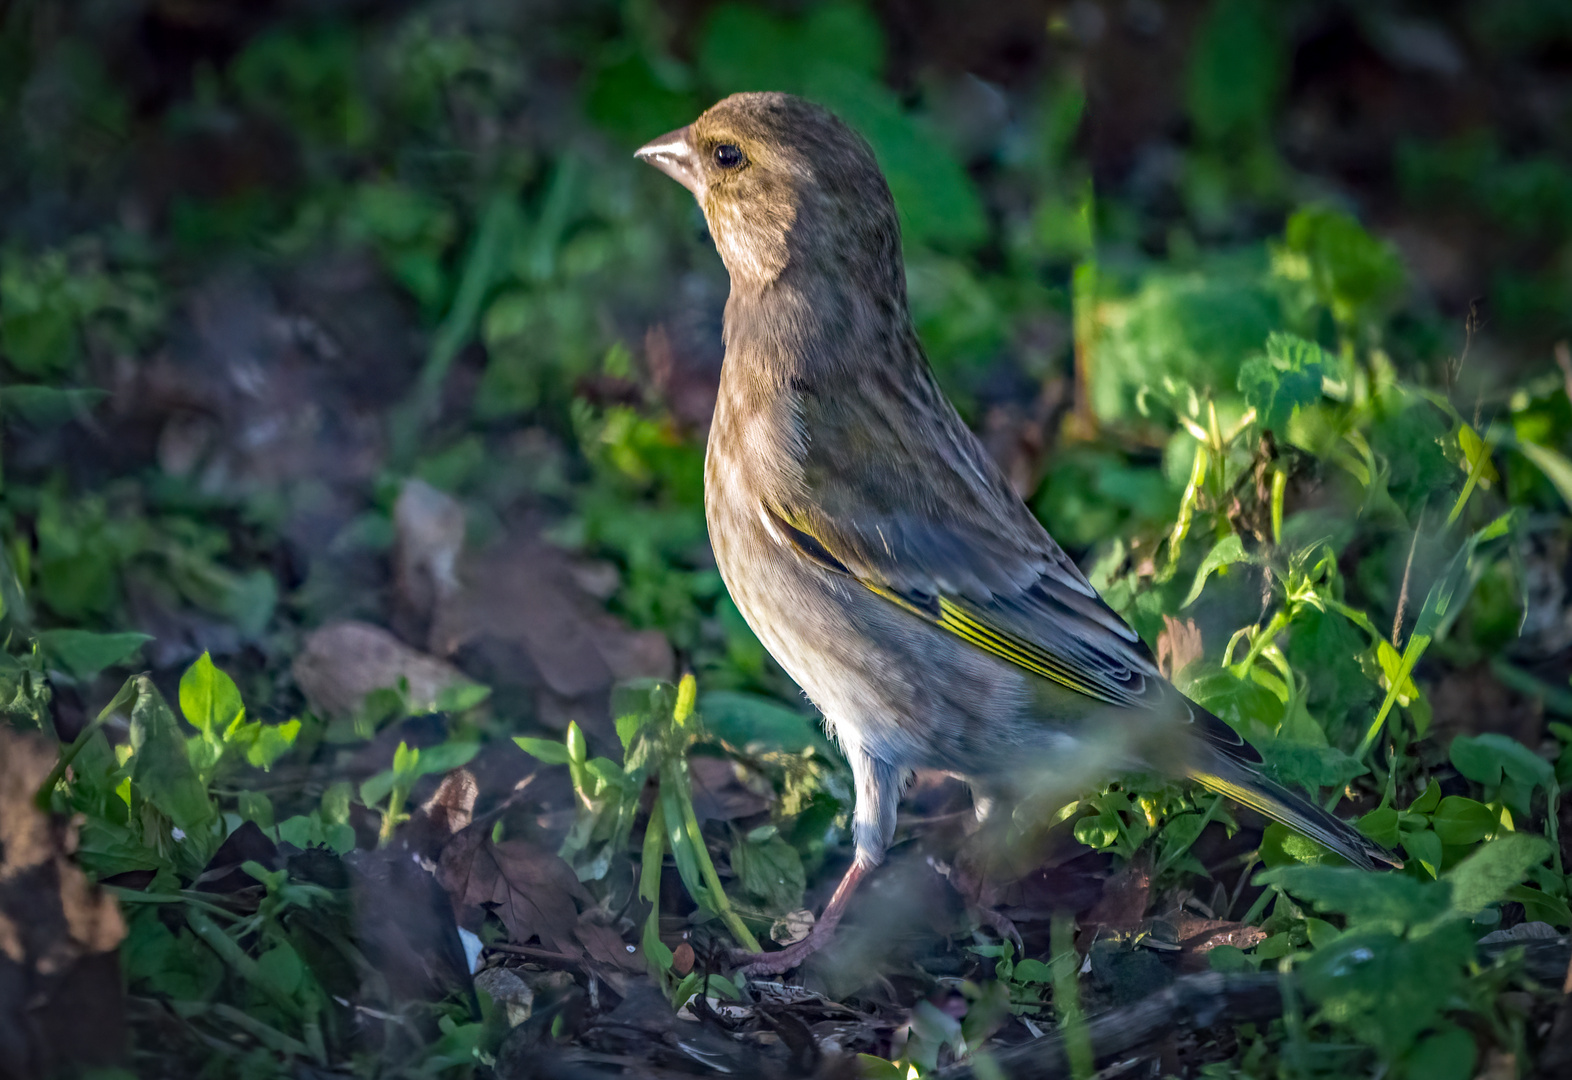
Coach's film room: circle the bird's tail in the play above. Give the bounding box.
[1188,751,1402,871]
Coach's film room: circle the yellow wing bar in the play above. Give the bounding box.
[862,582,1118,704]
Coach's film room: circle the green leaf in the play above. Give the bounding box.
[178,652,245,737]
[246,719,301,771]
[698,690,832,754]
[1401,827,1443,878]
[1256,865,1451,930]
[35,629,151,681]
[1445,833,1553,915]
[126,676,216,835]
[730,832,806,911]
[1238,332,1328,431]
[360,769,397,807]
[1183,533,1253,607]
[1504,883,1572,928]
[257,944,304,998]
[1012,958,1054,984]
[1357,806,1400,849]
[1298,924,1474,1057]
[415,740,480,774]
[1279,205,1405,324]
[1430,796,1498,847]
[1449,733,1555,792]
[514,736,573,764]
[615,710,651,754]
[1259,742,1366,793]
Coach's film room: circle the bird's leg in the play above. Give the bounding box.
[732,748,902,975]
[734,858,869,975]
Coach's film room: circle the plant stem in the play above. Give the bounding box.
[672,761,761,952]
[1050,912,1094,1080]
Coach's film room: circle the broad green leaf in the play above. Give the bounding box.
[360,770,398,807]
[699,690,831,754]
[1256,864,1452,930]
[178,652,245,737]
[1297,924,1474,1057]
[246,719,301,771]
[1260,742,1366,793]
[615,710,651,753]
[126,676,216,835]
[1356,807,1400,849]
[1430,796,1498,847]
[1012,958,1054,984]
[36,629,150,681]
[1238,332,1328,431]
[415,740,480,774]
[1278,206,1404,324]
[257,944,305,998]
[1504,883,1572,928]
[730,832,806,911]
[1446,833,1553,915]
[1449,733,1555,792]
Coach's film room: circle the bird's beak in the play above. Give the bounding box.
[635,126,700,195]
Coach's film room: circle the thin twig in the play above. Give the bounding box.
[487,942,582,964]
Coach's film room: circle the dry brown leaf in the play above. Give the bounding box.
[431,537,673,699]
[292,620,479,717]
[688,755,772,822]
[574,918,646,974]
[1156,616,1203,682]
[437,824,589,957]
[0,730,128,1077]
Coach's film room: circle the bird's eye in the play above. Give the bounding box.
[713,143,745,169]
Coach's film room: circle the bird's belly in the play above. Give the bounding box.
[706,501,1084,779]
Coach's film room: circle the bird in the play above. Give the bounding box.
[635,92,1399,974]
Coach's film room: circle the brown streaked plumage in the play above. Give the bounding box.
[637,92,1398,974]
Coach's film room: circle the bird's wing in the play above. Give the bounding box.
[761,490,1157,708]
[765,495,1258,761]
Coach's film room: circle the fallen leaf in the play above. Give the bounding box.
[688,755,772,822]
[0,729,128,1075]
[292,620,480,717]
[437,824,588,957]
[1156,616,1204,682]
[672,942,695,975]
[430,536,672,699]
[575,917,645,974]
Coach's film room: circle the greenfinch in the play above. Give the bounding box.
[637,92,1397,974]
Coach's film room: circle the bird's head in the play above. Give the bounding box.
[636,92,903,293]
